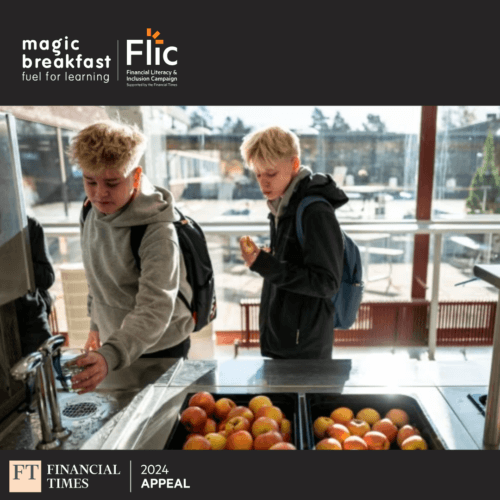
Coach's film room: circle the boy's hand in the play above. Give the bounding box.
[71,351,108,394]
[240,235,260,267]
[84,330,101,351]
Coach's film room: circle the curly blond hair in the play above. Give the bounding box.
[68,120,146,175]
[240,126,300,170]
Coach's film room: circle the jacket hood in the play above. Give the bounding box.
[301,171,349,210]
[93,175,177,228]
[270,166,349,223]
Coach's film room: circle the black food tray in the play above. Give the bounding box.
[164,392,304,450]
[304,393,446,450]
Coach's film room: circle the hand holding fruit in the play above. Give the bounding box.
[239,236,260,267]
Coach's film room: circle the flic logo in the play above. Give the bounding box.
[9,461,42,493]
[126,28,177,66]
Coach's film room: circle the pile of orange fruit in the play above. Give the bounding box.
[179,392,296,450]
[312,406,428,450]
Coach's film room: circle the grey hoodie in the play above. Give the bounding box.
[80,174,194,371]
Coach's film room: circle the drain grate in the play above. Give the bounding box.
[62,402,98,419]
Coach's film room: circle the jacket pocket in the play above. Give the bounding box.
[273,293,303,348]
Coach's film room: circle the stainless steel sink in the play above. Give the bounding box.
[0,357,179,450]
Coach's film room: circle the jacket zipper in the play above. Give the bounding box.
[296,330,300,345]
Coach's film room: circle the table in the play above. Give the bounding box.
[473,264,500,448]
[350,233,403,288]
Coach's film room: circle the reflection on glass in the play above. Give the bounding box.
[0,113,33,306]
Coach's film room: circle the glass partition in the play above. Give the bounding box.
[0,113,34,306]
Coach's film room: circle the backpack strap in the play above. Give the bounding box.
[81,197,92,224]
[296,195,332,247]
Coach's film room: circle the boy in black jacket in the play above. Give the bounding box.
[239,126,348,359]
[15,215,55,356]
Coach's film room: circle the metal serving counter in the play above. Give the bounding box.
[78,357,492,450]
[1,356,494,450]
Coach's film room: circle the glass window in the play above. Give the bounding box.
[434,106,500,221]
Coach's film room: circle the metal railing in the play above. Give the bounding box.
[43,218,500,360]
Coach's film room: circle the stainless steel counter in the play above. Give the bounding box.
[82,358,490,450]
[1,357,493,451]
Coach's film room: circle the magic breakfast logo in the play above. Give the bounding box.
[21,36,112,84]
[124,28,178,87]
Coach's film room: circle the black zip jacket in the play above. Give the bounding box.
[15,216,55,356]
[250,172,348,359]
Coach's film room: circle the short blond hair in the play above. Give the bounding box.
[240,126,300,170]
[68,120,146,176]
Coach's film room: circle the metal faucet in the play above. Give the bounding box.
[38,335,71,440]
[10,350,61,450]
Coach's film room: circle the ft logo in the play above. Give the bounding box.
[126,28,177,66]
[9,461,42,493]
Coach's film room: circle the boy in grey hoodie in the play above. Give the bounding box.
[68,121,194,394]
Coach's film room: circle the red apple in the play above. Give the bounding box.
[253,430,284,450]
[214,397,237,421]
[316,438,342,450]
[182,435,211,450]
[251,416,280,438]
[363,431,390,450]
[225,430,253,450]
[255,405,283,426]
[372,418,398,443]
[227,406,255,424]
[225,415,251,435]
[180,406,207,433]
[269,442,296,450]
[248,395,273,415]
[401,435,428,450]
[188,391,216,418]
[313,416,335,439]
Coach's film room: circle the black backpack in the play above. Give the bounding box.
[81,199,217,332]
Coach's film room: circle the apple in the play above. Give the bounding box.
[347,419,371,437]
[182,435,211,450]
[385,408,410,428]
[227,406,255,424]
[248,395,273,415]
[253,430,284,450]
[202,418,217,435]
[282,432,292,443]
[363,431,390,450]
[251,416,280,437]
[325,423,350,444]
[330,407,354,426]
[218,419,228,432]
[313,416,335,439]
[204,432,227,450]
[225,430,253,450]
[180,406,207,433]
[397,425,421,448]
[255,405,283,426]
[225,415,251,435]
[372,418,398,443]
[356,408,381,426]
[343,435,369,450]
[214,397,237,421]
[401,435,428,450]
[188,391,216,418]
[316,438,342,450]
[280,418,291,435]
[269,442,296,450]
